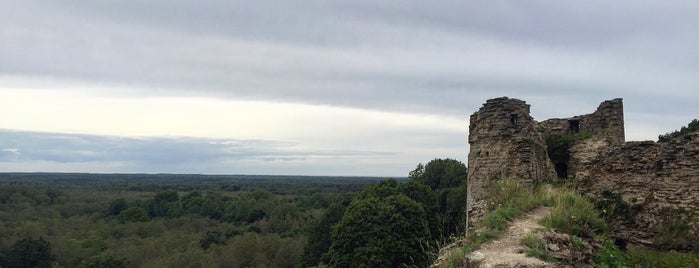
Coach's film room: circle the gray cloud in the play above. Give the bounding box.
[0,1,698,175]
[0,130,397,174]
[2,1,698,118]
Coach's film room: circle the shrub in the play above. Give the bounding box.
[594,240,630,268]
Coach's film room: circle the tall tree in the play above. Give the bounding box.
[409,158,468,236]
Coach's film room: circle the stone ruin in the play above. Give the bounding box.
[467,97,699,248]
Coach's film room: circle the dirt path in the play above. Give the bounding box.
[468,206,551,267]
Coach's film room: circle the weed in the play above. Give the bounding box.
[594,240,631,268]
[540,189,607,237]
[521,234,554,262]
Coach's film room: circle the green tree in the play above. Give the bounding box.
[4,237,53,268]
[107,198,129,216]
[409,158,468,236]
[328,194,431,267]
[200,231,226,249]
[300,198,350,267]
[658,119,699,142]
[117,207,150,223]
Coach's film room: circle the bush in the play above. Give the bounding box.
[594,240,630,268]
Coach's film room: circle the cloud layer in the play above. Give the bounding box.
[1,1,698,174]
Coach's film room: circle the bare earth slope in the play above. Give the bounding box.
[467,207,552,268]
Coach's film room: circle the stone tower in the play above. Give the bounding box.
[466,97,555,223]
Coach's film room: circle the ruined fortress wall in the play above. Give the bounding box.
[576,133,699,246]
[539,98,625,178]
[539,98,625,145]
[467,97,555,223]
[467,96,699,248]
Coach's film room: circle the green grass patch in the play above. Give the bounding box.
[626,246,699,268]
[461,180,553,253]
[594,241,699,268]
[521,234,554,262]
[540,188,607,237]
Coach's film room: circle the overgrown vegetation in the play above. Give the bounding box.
[595,190,642,223]
[459,180,554,253]
[465,180,697,268]
[540,188,607,237]
[594,241,699,268]
[653,207,699,252]
[658,118,699,142]
[521,234,554,262]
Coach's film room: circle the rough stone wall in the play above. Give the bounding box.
[539,98,625,145]
[467,97,555,224]
[466,96,699,248]
[539,98,625,178]
[576,133,699,246]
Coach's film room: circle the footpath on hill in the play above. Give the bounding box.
[467,206,552,267]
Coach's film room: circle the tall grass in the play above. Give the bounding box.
[539,188,607,237]
[445,179,698,268]
[460,180,552,252]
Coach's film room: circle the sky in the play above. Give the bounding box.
[1,1,698,176]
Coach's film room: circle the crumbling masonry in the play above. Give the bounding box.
[467,97,699,248]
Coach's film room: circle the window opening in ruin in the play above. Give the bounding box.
[569,120,580,133]
[510,114,518,126]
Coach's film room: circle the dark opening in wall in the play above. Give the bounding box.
[510,114,518,126]
[569,120,580,133]
[555,163,568,179]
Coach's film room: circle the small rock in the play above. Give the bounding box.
[547,243,560,252]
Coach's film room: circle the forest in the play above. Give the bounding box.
[0,159,468,268]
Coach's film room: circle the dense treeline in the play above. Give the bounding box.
[0,161,465,268]
[301,158,468,267]
[0,174,381,267]
[658,118,699,142]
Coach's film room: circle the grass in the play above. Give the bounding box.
[539,188,607,238]
[521,234,554,262]
[460,180,553,254]
[445,179,698,267]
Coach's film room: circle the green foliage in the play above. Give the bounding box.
[78,252,127,268]
[200,231,226,249]
[409,158,468,236]
[116,207,150,223]
[653,207,698,251]
[327,180,437,267]
[461,180,551,252]
[595,240,631,268]
[625,246,699,267]
[596,190,641,223]
[658,119,699,142]
[107,198,129,216]
[540,189,607,237]
[3,237,53,268]
[300,199,350,267]
[0,174,381,268]
[521,234,554,262]
[593,240,699,268]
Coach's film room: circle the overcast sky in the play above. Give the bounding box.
[1,1,698,176]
